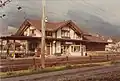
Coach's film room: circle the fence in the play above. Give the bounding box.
[0,54,120,72]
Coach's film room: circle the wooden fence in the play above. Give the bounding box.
[0,54,120,72]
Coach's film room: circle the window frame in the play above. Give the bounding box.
[71,45,81,52]
[61,27,70,38]
[46,31,52,37]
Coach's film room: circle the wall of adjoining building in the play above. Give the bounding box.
[85,42,106,51]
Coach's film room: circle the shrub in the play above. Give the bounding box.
[110,60,120,65]
[65,64,73,69]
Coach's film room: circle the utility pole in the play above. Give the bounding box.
[41,0,46,69]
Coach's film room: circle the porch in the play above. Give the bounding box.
[0,36,89,58]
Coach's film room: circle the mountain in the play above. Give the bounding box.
[67,10,120,36]
[0,19,8,36]
[8,26,17,35]
[0,19,8,34]
[6,11,120,37]
[1,0,120,36]
[1,10,120,37]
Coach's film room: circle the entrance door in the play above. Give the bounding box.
[46,42,51,55]
[61,45,69,55]
[46,46,50,55]
[81,45,86,56]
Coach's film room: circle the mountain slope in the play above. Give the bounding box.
[67,10,120,36]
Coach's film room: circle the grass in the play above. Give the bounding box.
[0,61,119,79]
[0,63,101,79]
[110,60,120,65]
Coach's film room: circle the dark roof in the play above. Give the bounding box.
[15,19,87,36]
[84,35,108,43]
[13,19,109,43]
[28,19,68,31]
[28,19,86,34]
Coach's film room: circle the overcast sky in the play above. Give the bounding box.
[0,0,120,36]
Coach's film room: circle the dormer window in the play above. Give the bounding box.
[46,31,52,36]
[74,32,82,40]
[61,27,70,38]
[31,29,35,34]
[61,30,70,38]
[30,29,36,36]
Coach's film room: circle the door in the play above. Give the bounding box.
[81,45,86,56]
[61,45,69,55]
[46,46,50,55]
[46,42,51,55]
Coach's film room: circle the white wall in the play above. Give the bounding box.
[70,28,82,40]
[52,42,55,54]
[70,28,74,39]
[24,26,41,37]
[56,26,82,39]
[56,42,61,53]
[57,29,61,38]
[52,41,61,54]
[35,29,41,37]
[52,32,56,38]
[70,45,86,56]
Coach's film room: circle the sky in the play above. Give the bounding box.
[0,0,120,36]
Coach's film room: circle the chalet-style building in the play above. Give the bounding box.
[0,19,109,57]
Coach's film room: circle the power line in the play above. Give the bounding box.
[70,0,110,20]
[0,0,26,19]
[82,0,118,20]
[0,0,12,8]
[0,0,12,18]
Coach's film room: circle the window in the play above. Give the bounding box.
[47,42,50,46]
[24,31,27,36]
[31,30,34,34]
[30,29,36,36]
[74,32,78,38]
[71,45,81,52]
[61,30,70,38]
[46,31,52,36]
[74,32,82,40]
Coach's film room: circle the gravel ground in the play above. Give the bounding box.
[1,64,120,81]
[31,65,120,81]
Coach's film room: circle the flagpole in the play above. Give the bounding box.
[41,0,46,69]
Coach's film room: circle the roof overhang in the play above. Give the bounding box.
[0,36,108,44]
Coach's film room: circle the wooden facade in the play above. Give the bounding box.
[84,42,106,51]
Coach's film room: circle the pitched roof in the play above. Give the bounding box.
[15,19,86,36]
[28,19,85,33]
[84,35,108,43]
[27,19,66,31]
[14,19,108,43]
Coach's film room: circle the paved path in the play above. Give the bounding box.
[1,63,120,81]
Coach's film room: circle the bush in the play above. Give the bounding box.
[0,63,101,78]
[65,64,73,69]
[6,71,15,76]
[110,60,120,65]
